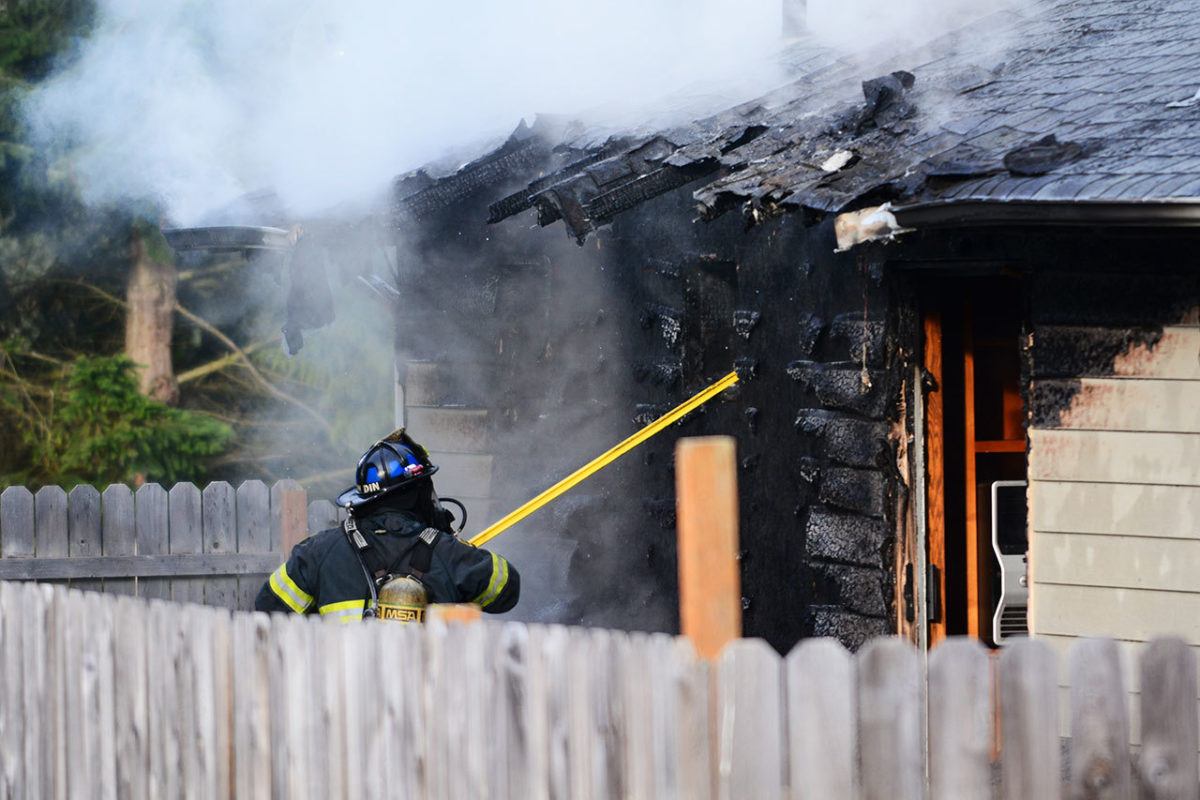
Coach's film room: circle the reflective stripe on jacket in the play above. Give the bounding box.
[255,509,519,620]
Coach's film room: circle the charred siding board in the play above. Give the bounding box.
[1027,268,1200,735]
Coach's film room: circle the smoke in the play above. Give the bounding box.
[805,0,1033,59]
[26,0,785,226]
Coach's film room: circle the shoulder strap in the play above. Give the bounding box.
[345,518,440,581]
[342,516,380,615]
[406,528,439,578]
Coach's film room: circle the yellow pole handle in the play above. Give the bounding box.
[469,370,740,548]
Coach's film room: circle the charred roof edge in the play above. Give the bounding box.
[892,200,1200,230]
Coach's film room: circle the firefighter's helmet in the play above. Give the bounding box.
[336,428,439,510]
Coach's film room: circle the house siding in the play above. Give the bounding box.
[1027,266,1200,739]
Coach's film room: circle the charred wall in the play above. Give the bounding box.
[604,191,902,651]
[397,177,907,652]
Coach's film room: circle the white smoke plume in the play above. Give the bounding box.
[805,0,1034,58]
[27,0,784,225]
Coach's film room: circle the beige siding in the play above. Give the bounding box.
[1028,316,1200,747]
[1032,482,1200,538]
[1110,327,1200,380]
[1039,634,1200,696]
[1029,429,1200,485]
[1034,583,1200,645]
[1034,532,1200,593]
[1055,378,1200,433]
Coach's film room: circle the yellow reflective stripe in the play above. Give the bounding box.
[319,599,366,616]
[269,564,313,614]
[471,553,509,608]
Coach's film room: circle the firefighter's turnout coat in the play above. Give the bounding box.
[255,509,519,621]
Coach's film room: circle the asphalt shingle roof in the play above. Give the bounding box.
[395,0,1200,240]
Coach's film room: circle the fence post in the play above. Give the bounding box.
[675,436,741,661]
[426,604,482,625]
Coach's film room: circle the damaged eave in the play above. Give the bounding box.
[834,203,913,251]
[889,199,1200,231]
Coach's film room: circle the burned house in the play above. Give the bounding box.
[369,0,1200,664]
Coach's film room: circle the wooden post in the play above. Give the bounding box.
[426,604,482,625]
[676,436,741,661]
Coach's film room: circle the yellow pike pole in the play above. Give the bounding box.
[469,370,740,548]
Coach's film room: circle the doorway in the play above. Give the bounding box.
[919,276,1029,647]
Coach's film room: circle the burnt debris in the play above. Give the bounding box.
[391,0,1200,245]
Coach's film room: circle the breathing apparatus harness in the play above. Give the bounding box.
[341,497,468,620]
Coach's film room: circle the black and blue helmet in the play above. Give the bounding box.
[336,428,439,510]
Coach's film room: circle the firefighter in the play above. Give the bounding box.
[255,429,519,621]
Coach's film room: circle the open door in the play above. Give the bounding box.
[919,277,1029,647]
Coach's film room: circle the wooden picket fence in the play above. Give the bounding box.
[0,481,349,609]
[0,580,1197,799]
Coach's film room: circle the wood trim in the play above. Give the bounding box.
[923,311,948,647]
[974,440,1026,453]
[0,553,281,581]
[964,304,981,640]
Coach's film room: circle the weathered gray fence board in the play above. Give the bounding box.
[135,484,170,601]
[68,485,103,593]
[235,480,272,610]
[146,602,179,800]
[24,585,51,799]
[209,606,234,800]
[101,485,135,596]
[0,552,283,580]
[622,631,654,800]
[270,614,312,800]
[202,482,238,610]
[35,485,68,562]
[307,499,340,536]
[10,577,1200,800]
[498,622,532,800]
[858,637,924,800]
[593,627,628,800]
[0,581,24,797]
[168,483,204,604]
[1,485,35,557]
[1070,637,1133,800]
[232,611,271,799]
[999,639,1061,800]
[318,623,347,800]
[674,637,711,800]
[717,639,785,800]
[543,625,573,800]
[928,638,991,800]
[787,637,856,800]
[112,596,148,800]
[1137,638,1199,800]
